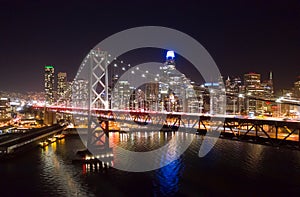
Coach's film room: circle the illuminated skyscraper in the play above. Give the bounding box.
[225,76,244,114]
[57,72,67,100]
[112,80,132,109]
[44,65,55,104]
[72,79,88,108]
[145,82,159,111]
[244,73,261,90]
[160,50,200,112]
[260,72,274,99]
[244,72,264,114]
[161,50,185,111]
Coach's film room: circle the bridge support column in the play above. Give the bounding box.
[44,110,57,126]
[87,118,110,151]
[86,49,110,151]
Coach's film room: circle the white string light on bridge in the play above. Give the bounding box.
[103,53,166,86]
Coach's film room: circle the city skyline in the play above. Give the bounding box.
[1,1,300,92]
[1,2,300,196]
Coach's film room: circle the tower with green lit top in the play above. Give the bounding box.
[44,65,55,105]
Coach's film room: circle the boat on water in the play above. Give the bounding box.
[47,137,57,143]
[54,134,65,139]
[38,141,49,147]
[39,135,64,148]
[39,138,56,148]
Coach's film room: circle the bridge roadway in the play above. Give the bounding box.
[0,124,64,157]
[35,106,300,149]
[98,111,300,145]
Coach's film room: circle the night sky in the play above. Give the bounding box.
[1,0,300,92]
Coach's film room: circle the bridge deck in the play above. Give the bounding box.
[33,106,300,149]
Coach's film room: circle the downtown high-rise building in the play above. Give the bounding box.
[160,51,202,113]
[72,79,88,108]
[243,72,273,114]
[160,50,185,112]
[225,76,244,114]
[44,65,55,104]
[57,72,68,100]
[112,80,132,109]
[145,82,159,111]
[244,72,264,113]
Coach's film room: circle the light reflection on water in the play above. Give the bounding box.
[152,158,183,196]
[1,132,300,196]
[40,139,93,197]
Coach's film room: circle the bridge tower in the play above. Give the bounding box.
[86,49,110,151]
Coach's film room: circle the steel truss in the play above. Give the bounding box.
[221,118,300,148]
[96,110,300,149]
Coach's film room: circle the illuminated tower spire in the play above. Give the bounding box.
[165,50,176,70]
[269,71,274,95]
[166,50,175,60]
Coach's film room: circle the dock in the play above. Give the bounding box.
[0,124,65,158]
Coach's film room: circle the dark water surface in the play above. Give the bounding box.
[1,132,300,196]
